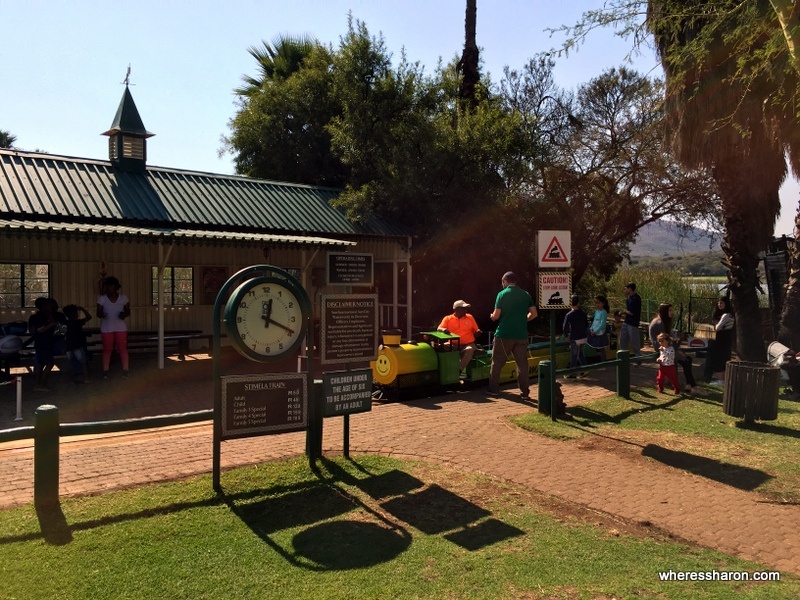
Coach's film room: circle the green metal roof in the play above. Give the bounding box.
[0,218,356,247]
[0,149,406,240]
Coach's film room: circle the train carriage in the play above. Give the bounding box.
[371,330,571,399]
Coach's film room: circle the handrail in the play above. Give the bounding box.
[62,410,212,437]
[556,351,658,377]
[0,425,34,443]
[0,409,212,444]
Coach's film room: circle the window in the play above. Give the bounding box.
[152,267,193,305]
[0,263,49,308]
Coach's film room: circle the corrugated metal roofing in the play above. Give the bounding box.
[0,149,406,238]
[0,218,357,247]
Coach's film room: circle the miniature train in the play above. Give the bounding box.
[370,329,571,398]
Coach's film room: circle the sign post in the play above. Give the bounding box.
[319,294,378,454]
[537,232,572,421]
[211,265,313,493]
[322,368,372,457]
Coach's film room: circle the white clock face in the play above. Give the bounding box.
[231,280,305,358]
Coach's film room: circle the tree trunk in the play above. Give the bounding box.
[713,161,777,362]
[778,197,800,350]
[458,0,480,108]
[770,0,800,75]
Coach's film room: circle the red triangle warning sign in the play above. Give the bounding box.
[541,236,567,263]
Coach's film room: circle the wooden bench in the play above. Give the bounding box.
[123,330,210,360]
[10,329,213,370]
[139,333,214,360]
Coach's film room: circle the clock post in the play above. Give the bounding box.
[211,265,314,493]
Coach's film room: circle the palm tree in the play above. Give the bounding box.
[648,1,791,362]
[767,0,800,351]
[235,34,319,97]
[457,0,480,108]
[0,130,17,149]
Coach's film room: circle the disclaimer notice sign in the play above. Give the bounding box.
[320,294,379,364]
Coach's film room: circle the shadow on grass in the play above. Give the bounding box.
[734,420,800,439]
[35,501,72,545]
[641,444,773,491]
[322,459,525,551]
[567,394,684,429]
[2,459,524,562]
[224,458,524,569]
[0,495,225,546]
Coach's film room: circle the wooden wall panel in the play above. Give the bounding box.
[1,236,409,335]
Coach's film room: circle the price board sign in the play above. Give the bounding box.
[220,373,307,440]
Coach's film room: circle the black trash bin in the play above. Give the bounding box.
[722,361,780,423]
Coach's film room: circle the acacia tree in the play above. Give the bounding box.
[500,60,720,288]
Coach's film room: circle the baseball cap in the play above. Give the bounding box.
[453,300,471,309]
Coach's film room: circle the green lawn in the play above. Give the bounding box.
[1,456,797,599]
[514,386,800,503]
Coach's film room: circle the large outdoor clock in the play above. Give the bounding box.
[224,275,309,362]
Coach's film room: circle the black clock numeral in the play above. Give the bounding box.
[240,332,247,341]
[279,343,284,350]
[237,316,242,324]
[240,300,247,309]
[265,345,271,354]
[288,301,294,308]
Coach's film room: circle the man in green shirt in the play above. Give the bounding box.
[488,271,538,399]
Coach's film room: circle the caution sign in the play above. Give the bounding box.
[538,272,572,309]
[538,230,571,267]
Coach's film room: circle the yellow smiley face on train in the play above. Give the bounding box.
[375,353,392,377]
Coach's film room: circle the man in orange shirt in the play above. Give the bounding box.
[438,300,482,374]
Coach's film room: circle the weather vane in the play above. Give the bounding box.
[122,64,132,86]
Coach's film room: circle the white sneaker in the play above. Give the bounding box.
[710,379,724,387]
[684,385,692,393]
[690,386,707,396]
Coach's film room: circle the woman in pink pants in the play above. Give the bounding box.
[96,276,130,378]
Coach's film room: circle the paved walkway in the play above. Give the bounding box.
[1,354,799,576]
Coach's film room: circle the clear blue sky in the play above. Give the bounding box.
[2,0,795,236]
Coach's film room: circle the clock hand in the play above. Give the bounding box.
[267,318,295,335]
[261,299,273,327]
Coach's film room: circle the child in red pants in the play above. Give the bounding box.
[656,333,680,394]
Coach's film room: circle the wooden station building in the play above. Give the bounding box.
[0,87,412,357]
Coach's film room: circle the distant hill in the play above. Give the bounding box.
[626,221,725,275]
[630,220,721,257]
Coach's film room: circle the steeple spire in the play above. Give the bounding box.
[101,78,154,172]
